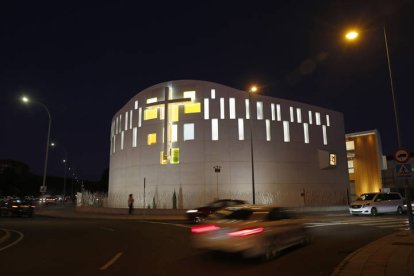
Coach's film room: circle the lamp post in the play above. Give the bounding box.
[21,96,51,200]
[345,27,414,231]
[249,85,258,204]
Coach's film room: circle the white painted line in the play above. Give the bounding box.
[0,229,24,252]
[99,252,123,270]
[0,229,11,244]
[99,227,115,232]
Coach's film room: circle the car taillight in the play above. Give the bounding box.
[228,227,264,237]
[191,224,220,234]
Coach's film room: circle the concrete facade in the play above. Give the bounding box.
[108,80,349,208]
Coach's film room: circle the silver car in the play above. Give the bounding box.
[191,205,310,260]
[349,192,404,216]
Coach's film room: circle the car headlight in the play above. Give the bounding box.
[186,209,198,213]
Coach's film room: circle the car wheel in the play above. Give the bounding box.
[371,207,378,216]
[397,206,403,215]
[194,217,205,224]
[263,237,280,261]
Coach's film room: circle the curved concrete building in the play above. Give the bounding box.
[108,80,348,208]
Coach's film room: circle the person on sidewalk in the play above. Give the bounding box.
[128,194,134,215]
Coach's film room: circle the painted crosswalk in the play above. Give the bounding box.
[306,217,409,231]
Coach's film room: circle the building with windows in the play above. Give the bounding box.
[108,80,349,208]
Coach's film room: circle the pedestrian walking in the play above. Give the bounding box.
[128,194,134,215]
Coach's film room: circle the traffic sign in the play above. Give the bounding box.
[394,148,410,163]
[395,164,412,178]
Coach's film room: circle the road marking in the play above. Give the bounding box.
[0,229,24,252]
[99,252,123,270]
[0,229,11,244]
[99,227,115,232]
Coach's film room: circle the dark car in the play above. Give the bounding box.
[186,199,247,223]
[0,199,35,217]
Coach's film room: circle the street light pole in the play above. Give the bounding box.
[21,97,51,200]
[249,86,258,204]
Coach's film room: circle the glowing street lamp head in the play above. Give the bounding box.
[21,96,30,103]
[345,30,359,41]
[249,85,258,93]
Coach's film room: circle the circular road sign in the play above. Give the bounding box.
[394,148,410,163]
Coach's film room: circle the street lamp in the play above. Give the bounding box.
[345,27,414,231]
[21,96,52,200]
[249,85,258,204]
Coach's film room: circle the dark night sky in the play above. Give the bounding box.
[1,0,413,181]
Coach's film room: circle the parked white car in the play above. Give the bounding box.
[191,205,310,260]
[349,192,404,216]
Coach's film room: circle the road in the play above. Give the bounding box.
[0,212,409,275]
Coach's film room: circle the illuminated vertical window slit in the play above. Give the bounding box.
[211,89,216,99]
[322,125,328,145]
[266,119,271,141]
[138,107,142,127]
[277,104,281,121]
[238,118,244,140]
[132,127,137,147]
[129,110,133,129]
[257,101,263,120]
[121,131,124,150]
[316,112,321,125]
[303,123,309,144]
[220,98,225,119]
[134,100,138,110]
[308,111,313,124]
[172,124,178,142]
[245,99,250,119]
[326,114,330,127]
[296,108,302,123]
[125,112,128,131]
[229,98,236,119]
[212,119,219,141]
[271,103,275,121]
[283,121,290,142]
[204,98,209,120]
[290,107,294,122]
[184,123,194,141]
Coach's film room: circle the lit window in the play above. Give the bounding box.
[111,121,115,137]
[277,104,281,121]
[160,152,168,165]
[266,119,271,141]
[125,112,128,130]
[330,153,337,166]
[170,148,180,164]
[183,91,196,101]
[119,115,122,133]
[308,111,313,124]
[348,160,354,173]
[138,107,142,127]
[257,101,263,120]
[212,119,219,141]
[326,114,330,126]
[171,105,179,122]
[184,102,201,113]
[147,97,157,104]
[229,98,236,119]
[171,124,178,142]
[220,98,225,119]
[110,136,113,155]
[245,99,250,119]
[296,108,302,123]
[129,110,133,129]
[290,107,294,122]
[211,89,216,99]
[238,118,244,140]
[144,108,158,120]
[121,131,124,150]
[271,104,275,121]
[132,127,137,147]
[316,112,321,125]
[204,98,209,120]
[303,123,309,144]
[283,121,290,142]
[184,123,194,141]
[322,125,327,145]
[346,141,355,151]
[116,117,118,134]
[147,133,157,145]
[134,100,138,110]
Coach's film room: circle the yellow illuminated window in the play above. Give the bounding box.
[184,102,201,114]
[170,105,179,122]
[171,148,180,164]
[330,154,337,166]
[147,97,157,104]
[144,108,158,120]
[147,133,157,145]
[160,152,168,164]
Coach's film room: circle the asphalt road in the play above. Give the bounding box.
[0,214,405,276]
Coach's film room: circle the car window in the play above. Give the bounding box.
[358,193,376,201]
[387,193,401,200]
[375,194,386,202]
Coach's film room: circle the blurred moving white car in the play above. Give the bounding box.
[191,205,310,260]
